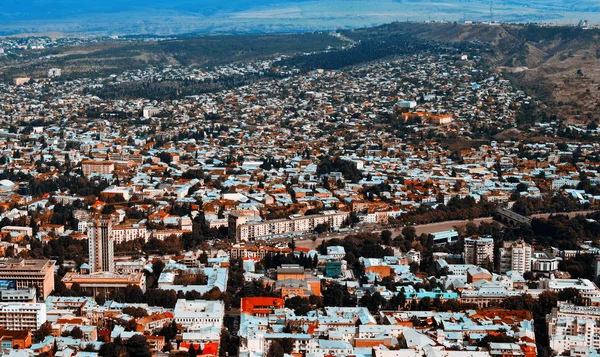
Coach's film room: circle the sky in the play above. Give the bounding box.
[0,0,598,35]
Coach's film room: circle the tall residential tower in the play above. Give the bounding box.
[88,214,114,273]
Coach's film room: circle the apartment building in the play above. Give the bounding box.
[111,224,149,245]
[81,160,115,176]
[464,237,494,268]
[0,302,46,330]
[0,259,56,298]
[232,210,348,241]
[548,304,600,353]
[499,240,532,275]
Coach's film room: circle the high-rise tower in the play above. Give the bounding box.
[88,214,114,273]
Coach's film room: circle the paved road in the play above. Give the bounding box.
[295,209,600,250]
[296,217,495,249]
[530,210,597,219]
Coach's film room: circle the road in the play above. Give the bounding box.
[296,217,495,249]
[530,210,598,220]
[295,209,599,250]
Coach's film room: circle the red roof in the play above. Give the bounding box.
[241,297,285,315]
[201,342,219,356]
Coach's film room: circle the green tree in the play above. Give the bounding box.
[34,321,53,341]
[126,335,151,357]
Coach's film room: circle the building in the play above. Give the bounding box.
[0,329,32,349]
[81,161,115,176]
[13,78,30,86]
[547,304,600,353]
[539,277,600,299]
[240,297,284,317]
[499,240,532,275]
[0,259,55,298]
[88,215,114,273]
[233,210,349,241]
[61,272,146,296]
[173,300,224,332]
[0,302,46,330]
[532,251,560,274]
[47,68,62,78]
[111,224,149,245]
[0,288,37,303]
[464,237,494,268]
[143,107,161,118]
[325,260,342,278]
[277,265,305,281]
[0,227,33,238]
[228,245,291,260]
[431,230,459,245]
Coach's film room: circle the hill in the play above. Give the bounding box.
[323,22,600,123]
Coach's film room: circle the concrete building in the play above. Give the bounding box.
[499,240,532,275]
[0,302,46,330]
[532,251,560,274]
[111,224,149,245]
[464,237,494,268]
[61,272,146,296]
[0,227,33,237]
[233,210,348,241]
[431,229,459,245]
[0,259,56,298]
[548,304,600,353]
[88,215,114,273]
[81,161,115,176]
[173,299,224,332]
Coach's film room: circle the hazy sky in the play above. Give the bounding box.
[0,1,598,35]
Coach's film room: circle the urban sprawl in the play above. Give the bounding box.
[0,35,600,357]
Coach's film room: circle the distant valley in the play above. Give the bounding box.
[1,0,600,36]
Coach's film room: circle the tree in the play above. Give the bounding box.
[402,226,416,241]
[516,183,528,192]
[266,340,285,357]
[35,321,53,341]
[314,223,330,234]
[380,230,392,245]
[284,296,311,316]
[534,291,559,319]
[323,283,355,307]
[70,326,84,339]
[188,344,198,357]
[279,338,294,354]
[126,335,151,357]
[360,292,384,312]
[95,293,106,305]
[123,306,148,318]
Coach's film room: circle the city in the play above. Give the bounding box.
[0,12,599,357]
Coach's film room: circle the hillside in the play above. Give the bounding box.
[0,33,345,81]
[342,22,600,123]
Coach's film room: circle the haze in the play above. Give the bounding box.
[1,0,600,35]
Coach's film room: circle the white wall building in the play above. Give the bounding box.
[174,299,224,332]
[499,240,532,275]
[0,302,46,330]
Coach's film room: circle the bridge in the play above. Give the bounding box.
[496,208,532,226]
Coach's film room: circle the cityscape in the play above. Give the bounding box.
[0,4,599,357]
